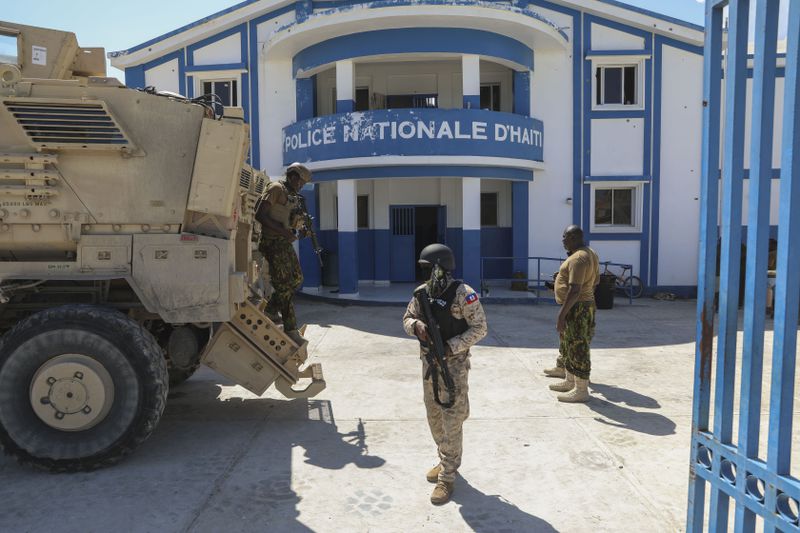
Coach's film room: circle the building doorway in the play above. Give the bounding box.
[415,206,440,281]
[389,205,446,282]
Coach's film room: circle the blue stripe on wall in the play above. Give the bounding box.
[300,184,322,288]
[358,230,375,280]
[125,65,145,89]
[293,27,534,76]
[446,228,464,280]
[374,229,391,281]
[481,227,513,279]
[338,231,359,293]
[336,99,355,113]
[297,77,315,120]
[312,165,534,182]
[462,229,481,289]
[512,181,529,273]
[463,95,480,109]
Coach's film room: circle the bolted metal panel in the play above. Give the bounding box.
[688,1,800,532]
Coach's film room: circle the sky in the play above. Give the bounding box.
[0,0,763,81]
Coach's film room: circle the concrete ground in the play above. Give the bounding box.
[0,298,719,532]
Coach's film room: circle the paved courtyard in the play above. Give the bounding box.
[0,298,746,532]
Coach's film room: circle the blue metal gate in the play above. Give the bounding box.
[688,1,800,531]
[390,206,415,282]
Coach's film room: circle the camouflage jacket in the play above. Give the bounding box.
[403,282,488,358]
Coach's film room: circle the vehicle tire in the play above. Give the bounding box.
[0,304,168,472]
[623,276,644,299]
[165,326,208,387]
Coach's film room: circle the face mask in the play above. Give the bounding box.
[427,264,452,298]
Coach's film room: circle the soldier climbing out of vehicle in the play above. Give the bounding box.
[255,162,317,346]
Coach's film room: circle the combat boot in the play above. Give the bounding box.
[549,371,574,392]
[558,377,590,403]
[285,329,307,346]
[266,311,282,325]
[426,464,441,483]
[430,480,454,505]
[543,366,566,379]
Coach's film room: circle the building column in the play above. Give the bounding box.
[512,70,532,277]
[462,55,480,109]
[512,181,530,277]
[513,70,531,116]
[373,180,391,285]
[295,76,315,121]
[335,60,355,113]
[462,178,481,289]
[337,179,359,297]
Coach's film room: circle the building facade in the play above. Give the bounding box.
[109,0,785,298]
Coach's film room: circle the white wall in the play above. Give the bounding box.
[529,47,576,260]
[592,240,641,277]
[657,45,703,287]
[259,11,296,176]
[193,33,242,65]
[144,58,180,93]
[480,179,512,227]
[590,119,645,176]
[591,23,646,50]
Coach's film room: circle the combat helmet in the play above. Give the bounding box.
[286,162,312,183]
[418,243,456,272]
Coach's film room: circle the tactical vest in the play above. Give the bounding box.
[263,181,296,237]
[428,281,469,342]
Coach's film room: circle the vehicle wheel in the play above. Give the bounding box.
[165,326,208,387]
[623,276,644,299]
[0,305,168,472]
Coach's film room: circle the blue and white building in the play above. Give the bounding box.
[109,0,786,298]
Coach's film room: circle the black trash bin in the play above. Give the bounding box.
[595,274,616,310]
[322,252,339,287]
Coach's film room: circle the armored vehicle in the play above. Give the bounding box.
[0,22,325,472]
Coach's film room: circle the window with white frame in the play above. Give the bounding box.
[202,79,238,114]
[595,64,639,107]
[591,184,642,232]
[480,83,501,112]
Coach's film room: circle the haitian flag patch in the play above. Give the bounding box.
[465,292,479,305]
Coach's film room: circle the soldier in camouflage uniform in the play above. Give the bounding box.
[403,244,488,505]
[549,225,599,403]
[255,162,312,346]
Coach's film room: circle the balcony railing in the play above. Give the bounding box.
[282,108,544,167]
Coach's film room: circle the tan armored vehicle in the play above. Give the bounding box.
[0,22,325,471]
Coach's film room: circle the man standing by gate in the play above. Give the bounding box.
[548,225,599,403]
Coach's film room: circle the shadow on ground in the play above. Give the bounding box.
[588,383,677,436]
[0,380,386,533]
[453,475,558,533]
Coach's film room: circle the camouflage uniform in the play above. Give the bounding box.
[559,301,595,380]
[257,181,303,331]
[403,282,488,484]
[260,235,303,331]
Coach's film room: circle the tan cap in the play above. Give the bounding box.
[286,162,312,183]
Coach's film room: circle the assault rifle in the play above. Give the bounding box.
[413,287,456,408]
[290,192,324,267]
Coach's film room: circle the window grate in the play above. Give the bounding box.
[392,207,414,236]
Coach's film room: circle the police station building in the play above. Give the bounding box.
[111,0,782,298]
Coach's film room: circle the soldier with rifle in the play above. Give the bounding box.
[255,162,321,346]
[402,244,488,505]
